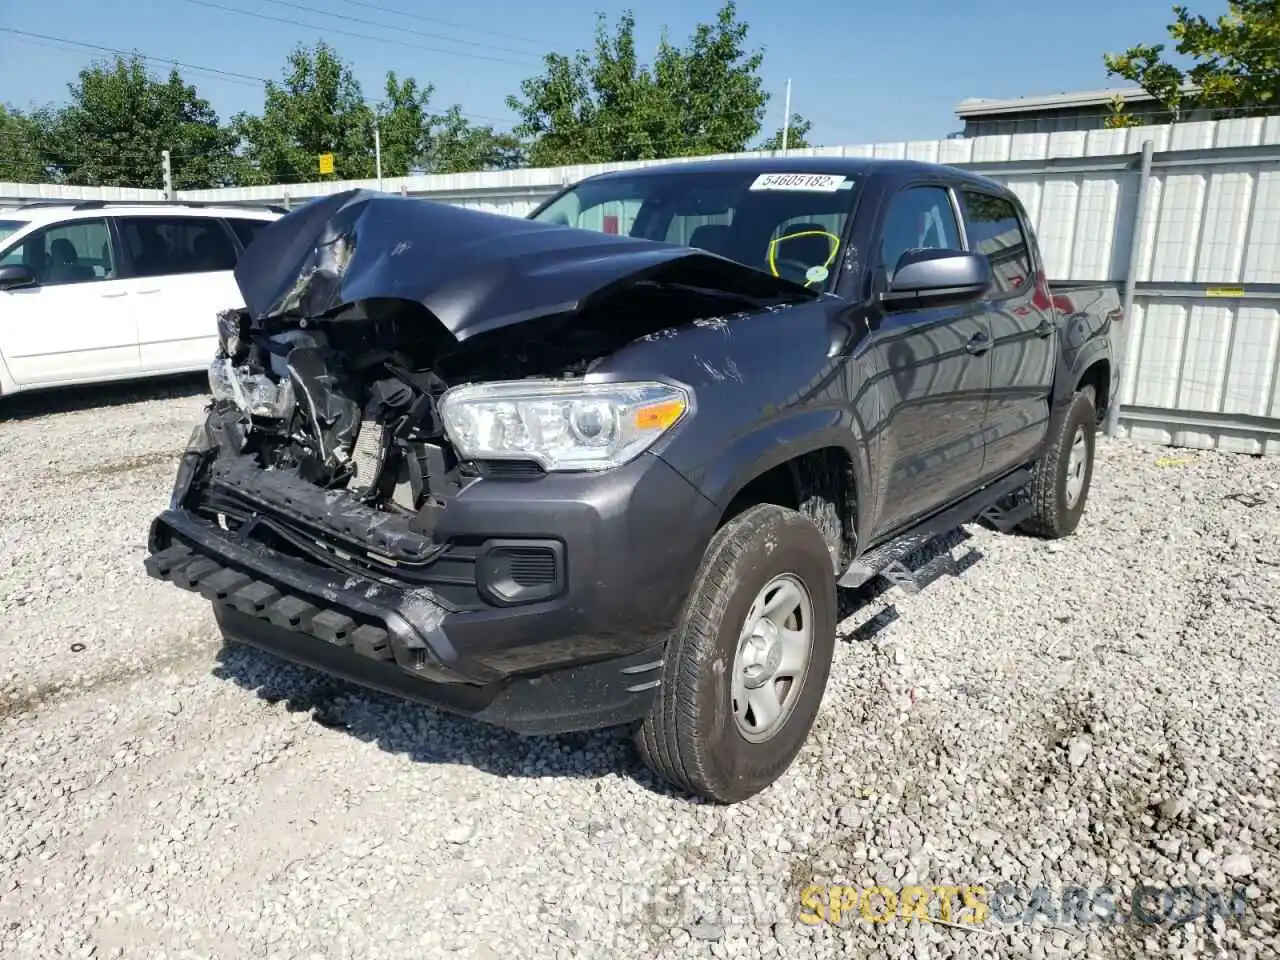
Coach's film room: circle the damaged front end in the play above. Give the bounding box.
[149,188,816,705]
[166,189,815,580]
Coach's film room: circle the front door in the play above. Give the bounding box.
[0,218,139,386]
[114,216,243,373]
[862,184,992,541]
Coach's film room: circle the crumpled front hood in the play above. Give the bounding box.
[233,188,814,342]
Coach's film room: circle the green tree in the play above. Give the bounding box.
[32,56,236,189]
[1104,1,1280,119]
[426,105,525,173]
[376,74,524,175]
[233,41,376,185]
[0,106,45,182]
[236,43,524,184]
[1103,95,1144,129]
[506,1,770,166]
[374,71,435,178]
[757,113,813,150]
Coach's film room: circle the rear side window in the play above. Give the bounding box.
[878,186,962,278]
[961,191,1031,293]
[116,216,238,278]
[0,218,116,285]
[227,218,271,250]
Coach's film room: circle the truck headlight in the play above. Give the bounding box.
[208,357,295,421]
[438,379,692,472]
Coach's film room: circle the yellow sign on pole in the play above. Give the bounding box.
[318,153,335,175]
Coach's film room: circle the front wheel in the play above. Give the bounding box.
[634,503,838,803]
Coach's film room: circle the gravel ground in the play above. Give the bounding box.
[1,379,1277,960]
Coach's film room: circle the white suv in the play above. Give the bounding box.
[0,200,282,397]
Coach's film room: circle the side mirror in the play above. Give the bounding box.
[0,264,35,290]
[882,249,990,307]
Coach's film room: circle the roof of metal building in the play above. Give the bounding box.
[955,84,1198,118]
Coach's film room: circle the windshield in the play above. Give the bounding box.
[0,219,28,247]
[529,170,863,290]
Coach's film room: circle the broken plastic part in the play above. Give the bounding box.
[286,345,360,468]
[208,358,296,421]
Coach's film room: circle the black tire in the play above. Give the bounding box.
[634,503,838,803]
[1017,386,1097,539]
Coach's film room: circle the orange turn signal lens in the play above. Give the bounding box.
[633,398,687,431]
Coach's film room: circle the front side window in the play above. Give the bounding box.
[878,186,962,280]
[0,218,115,285]
[530,170,864,289]
[961,190,1031,293]
[0,219,28,247]
[116,216,238,278]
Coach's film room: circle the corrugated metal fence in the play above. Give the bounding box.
[4,116,1280,453]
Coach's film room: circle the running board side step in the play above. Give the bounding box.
[838,466,1033,589]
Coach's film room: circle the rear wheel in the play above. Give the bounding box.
[1018,386,1097,538]
[634,504,838,803]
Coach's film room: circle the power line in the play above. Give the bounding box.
[340,0,551,48]
[0,26,271,87]
[177,0,541,67]
[255,0,538,58]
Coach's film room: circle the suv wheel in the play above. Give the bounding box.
[1018,386,1097,538]
[634,503,837,803]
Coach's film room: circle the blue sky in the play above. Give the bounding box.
[0,0,1220,147]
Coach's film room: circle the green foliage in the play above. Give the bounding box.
[1103,95,1144,129]
[758,113,813,150]
[0,106,44,182]
[1104,1,1280,118]
[6,6,789,187]
[22,55,236,189]
[232,41,376,185]
[505,1,771,166]
[233,43,524,184]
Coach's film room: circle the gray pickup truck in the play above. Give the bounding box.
[144,158,1121,803]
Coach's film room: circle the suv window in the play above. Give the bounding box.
[0,220,28,245]
[961,190,1031,293]
[116,216,238,278]
[0,218,116,285]
[878,186,961,280]
[227,217,272,249]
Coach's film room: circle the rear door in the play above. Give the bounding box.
[114,215,242,373]
[0,217,139,386]
[861,182,993,540]
[958,188,1056,478]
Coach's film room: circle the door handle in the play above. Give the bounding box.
[1035,318,1055,338]
[964,331,991,356]
[100,291,129,299]
[136,288,161,295]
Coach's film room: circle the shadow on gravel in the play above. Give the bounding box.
[211,641,692,799]
[0,372,207,422]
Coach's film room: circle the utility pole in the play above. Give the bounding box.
[781,78,792,152]
[161,149,173,200]
[373,117,383,192]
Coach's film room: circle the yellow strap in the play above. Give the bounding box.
[766,229,842,286]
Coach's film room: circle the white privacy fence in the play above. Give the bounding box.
[4,115,1280,453]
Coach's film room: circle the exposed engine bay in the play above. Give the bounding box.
[173,189,815,585]
[200,303,618,513]
[180,279,774,584]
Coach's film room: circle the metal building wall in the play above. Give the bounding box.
[3,117,1280,452]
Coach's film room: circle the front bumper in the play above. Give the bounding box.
[145,451,719,735]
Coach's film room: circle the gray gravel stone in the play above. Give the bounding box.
[1,387,1278,960]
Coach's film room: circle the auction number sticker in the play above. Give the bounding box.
[749,173,848,192]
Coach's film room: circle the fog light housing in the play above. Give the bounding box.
[475,540,565,606]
